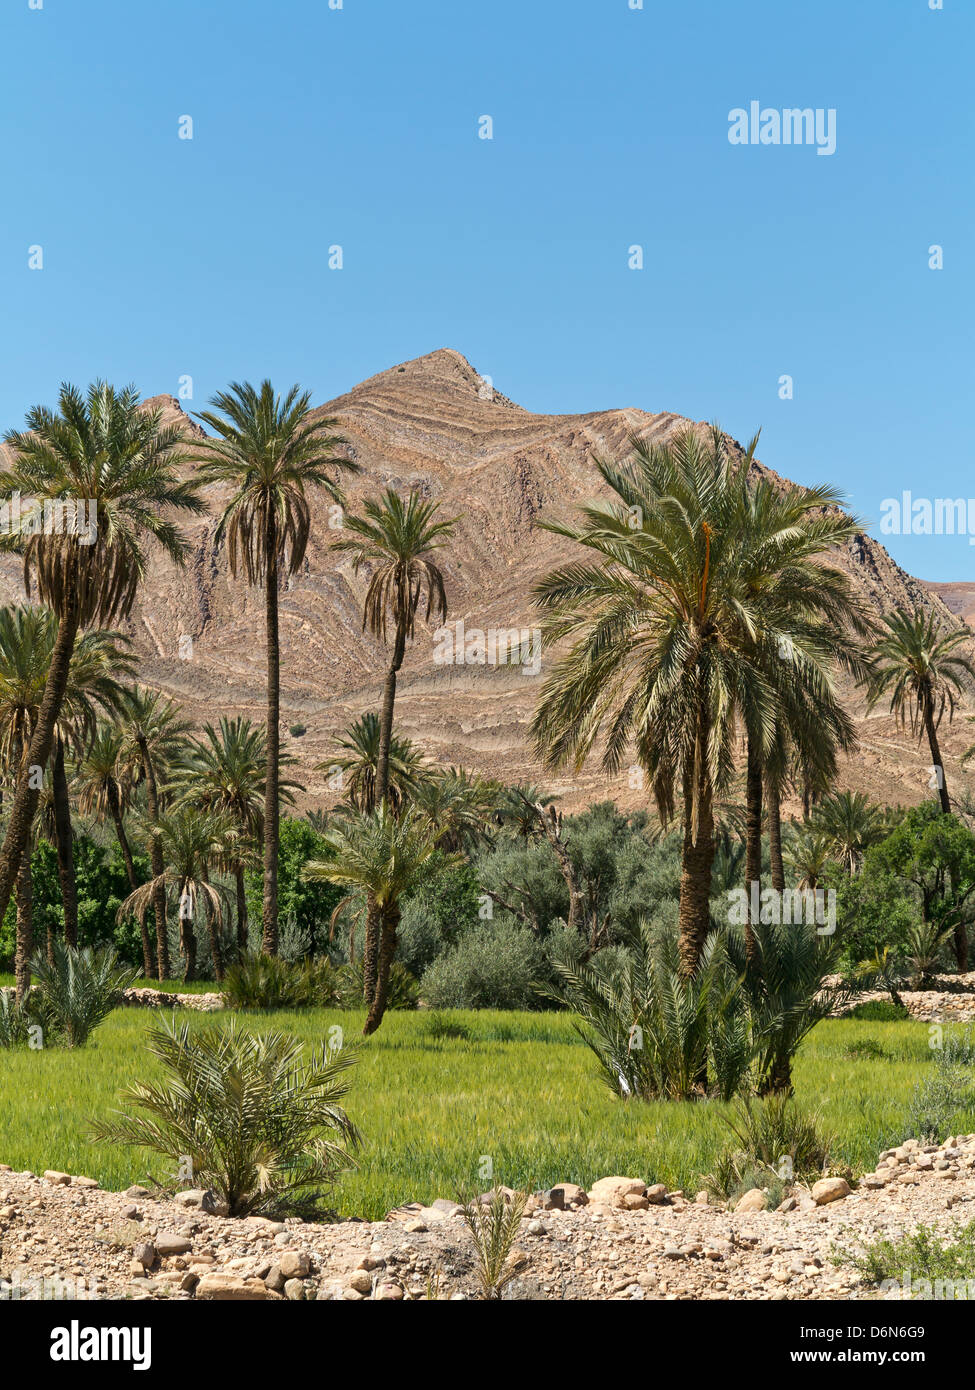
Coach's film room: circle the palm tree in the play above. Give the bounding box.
[121,688,191,979]
[811,789,885,874]
[494,783,558,839]
[0,608,135,976]
[0,382,204,930]
[783,822,832,891]
[304,806,451,1034]
[75,722,152,975]
[120,807,232,982]
[191,382,355,956]
[531,425,862,978]
[170,716,299,958]
[324,712,423,815]
[332,488,457,998]
[410,766,500,853]
[868,607,975,815]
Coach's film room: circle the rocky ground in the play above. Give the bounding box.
[3,1135,975,1302]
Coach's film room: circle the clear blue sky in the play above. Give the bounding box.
[1,0,971,578]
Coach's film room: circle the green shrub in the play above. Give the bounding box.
[337,960,418,1011]
[546,921,750,1101]
[30,942,138,1048]
[91,1017,360,1218]
[419,1010,473,1042]
[843,1038,889,1061]
[223,953,342,1010]
[851,999,910,1022]
[0,989,32,1048]
[836,1221,975,1298]
[704,1093,833,1201]
[420,921,545,1011]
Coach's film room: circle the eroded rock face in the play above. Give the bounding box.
[0,349,964,818]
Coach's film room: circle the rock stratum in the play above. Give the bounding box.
[1,348,972,813]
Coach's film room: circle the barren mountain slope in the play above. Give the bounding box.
[1,349,971,814]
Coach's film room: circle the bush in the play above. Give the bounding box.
[223,954,342,1010]
[420,921,546,1010]
[0,989,32,1048]
[91,1017,360,1218]
[546,921,750,1101]
[419,1011,473,1042]
[30,942,138,1048]
[704,1094,833,1202]
[836,1221,975,1298]
[337,960,418,1011]
[851,1000,910,1022]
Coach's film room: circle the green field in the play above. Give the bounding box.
[0,1002,964,1221]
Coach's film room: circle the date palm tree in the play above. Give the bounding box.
[868,607,975,816]
[170,716,300,958]
[304,806,452,1034]
[532,425,864,978]
[191,382,355,956]
[120,687,191,979]
[120,806,232,982]
[810,789,886,874]
[75,722,151,975]
[332,488,457,999]
[323,712,423,815]
[0,382,204,930]
[0,607,135,977]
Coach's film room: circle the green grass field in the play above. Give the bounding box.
[0,1001,965,1221]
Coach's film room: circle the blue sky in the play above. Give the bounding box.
[1,0,971,578]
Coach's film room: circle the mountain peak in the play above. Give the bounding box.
[334,348,524,411]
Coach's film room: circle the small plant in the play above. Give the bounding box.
[459,1188,528,1300]
[0,989,32,1048]
[835,1221,975,1299]
[420,1011,473,1042]
[843,1038,889,1061]
[91,1017,360,1218]
[907,1044,974,1143]
[850,999,910,1022]
[223,953,340,1010]
[289,724,307,738]
[703,1093,833,1200]
[30,942,138,1048]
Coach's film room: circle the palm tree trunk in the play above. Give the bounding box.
[52,737,78,950]
[263,511,280,956]
[925,705,952,816]
[363,903,400,1035]
[375,622,407,809]
[767,774,785,894]
[0,596,80,930]
[677,717,716,980]
[235,862,248,957]
[925,704,965,966]
[364,621,408,996]
[200,862,223,981]
[744,740,762,965]
[138,733,169,980]
[14,846,33,1004]
[362,895,380,1005]
[179,879,197,982]
[106,782,153,975]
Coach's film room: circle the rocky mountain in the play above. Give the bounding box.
[1,348,971,814]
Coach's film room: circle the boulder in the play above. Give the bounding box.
[587,1177,646,1208]
[278,1250,311,1280]
[195,1275,269,1301]
[811,1177,851,1205]
[155,1233,193,1257]
[735,1188,768,1213]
